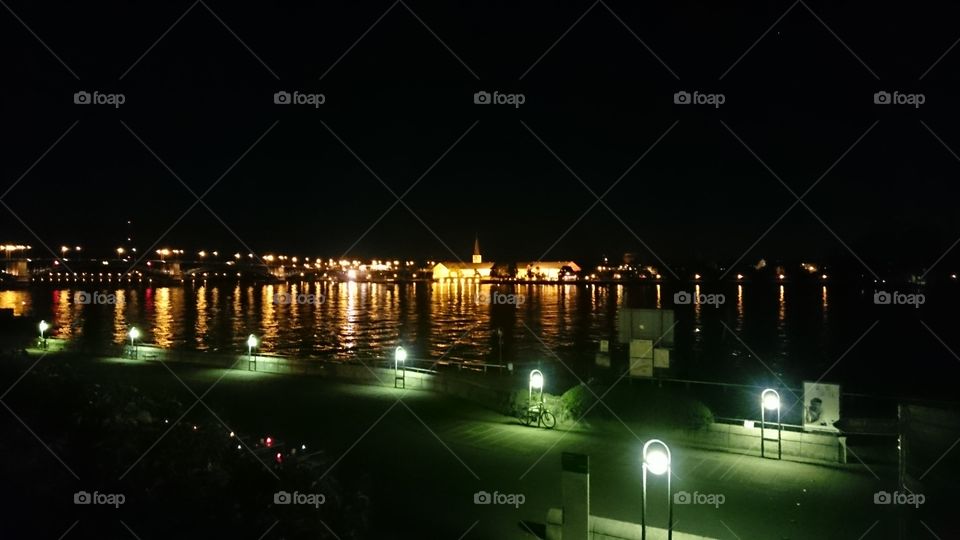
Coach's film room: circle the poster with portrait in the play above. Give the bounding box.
[803,381,841,433]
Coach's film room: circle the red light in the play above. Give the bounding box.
[275,452,283,463]
[265,436,273,447]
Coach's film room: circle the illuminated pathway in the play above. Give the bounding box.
[37,358,938,539]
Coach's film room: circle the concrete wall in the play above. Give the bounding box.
[546,508,716,540]
[673,422,845,464]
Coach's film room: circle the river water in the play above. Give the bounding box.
[3,280,956,401]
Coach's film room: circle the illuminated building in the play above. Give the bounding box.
[432,236,492,280]
[516,261,581,281]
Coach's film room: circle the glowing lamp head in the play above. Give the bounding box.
[762,389,780,410]
[395,346,407,363]
[644,449,670,476]
[128,327,140,341]
[38,320,49,333]
[247,334,258,349]
[529,371,544,390]
[265,436,273,447]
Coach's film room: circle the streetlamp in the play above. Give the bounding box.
[529,369,544,405]
[641,439,673,540]
[761,388,782,460]
[394,346,407,389]
[38,320,49,349]
[247,334,258,370]
[129,326,140,359]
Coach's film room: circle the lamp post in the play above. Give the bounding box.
[529,369,544,405]
[38,320,49,349]
[247,334,258,370]
[128,326,140,359]
[641,439,673,540]
[761,388,782,459]
[394,346,407,388]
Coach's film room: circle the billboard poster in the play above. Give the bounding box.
[629,339,654,359]
[803,382,841,433]
[653,348,670,369]
[629,356,653,378]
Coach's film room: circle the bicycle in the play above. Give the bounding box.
[522,402,556,429]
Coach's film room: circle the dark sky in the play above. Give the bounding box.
[2,1,959,268]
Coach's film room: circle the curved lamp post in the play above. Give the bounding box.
[529,369,544,405]
[395,346,407,389]
[129,326,140,359]
[38,320,49,349]
[247,334,258,370]
[641,439,673,540]
[761,388,782,460]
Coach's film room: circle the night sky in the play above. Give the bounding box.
[2,1,959,267]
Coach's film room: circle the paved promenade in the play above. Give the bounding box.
[5,351,948,538]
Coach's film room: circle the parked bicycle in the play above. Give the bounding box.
[522,402,556,429]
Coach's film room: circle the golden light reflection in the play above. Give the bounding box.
[0,290,28,316]
[693,283,702,320]
[822,285,829,312]
[111,289,127,344]
[54,290,77,339]
[261,284,278,349]
[338,280,360,353]
[288,283,300,329]
[153,288,173,347]
[655,284,662,309]
[195,285,208,349]
[231,285,245,338]
[778,285,786,325]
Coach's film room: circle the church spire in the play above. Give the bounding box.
[472,234,482,264]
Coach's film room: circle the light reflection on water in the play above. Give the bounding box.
[0,290,30,317]
[9,281,844,382]
[736,284,744,332]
